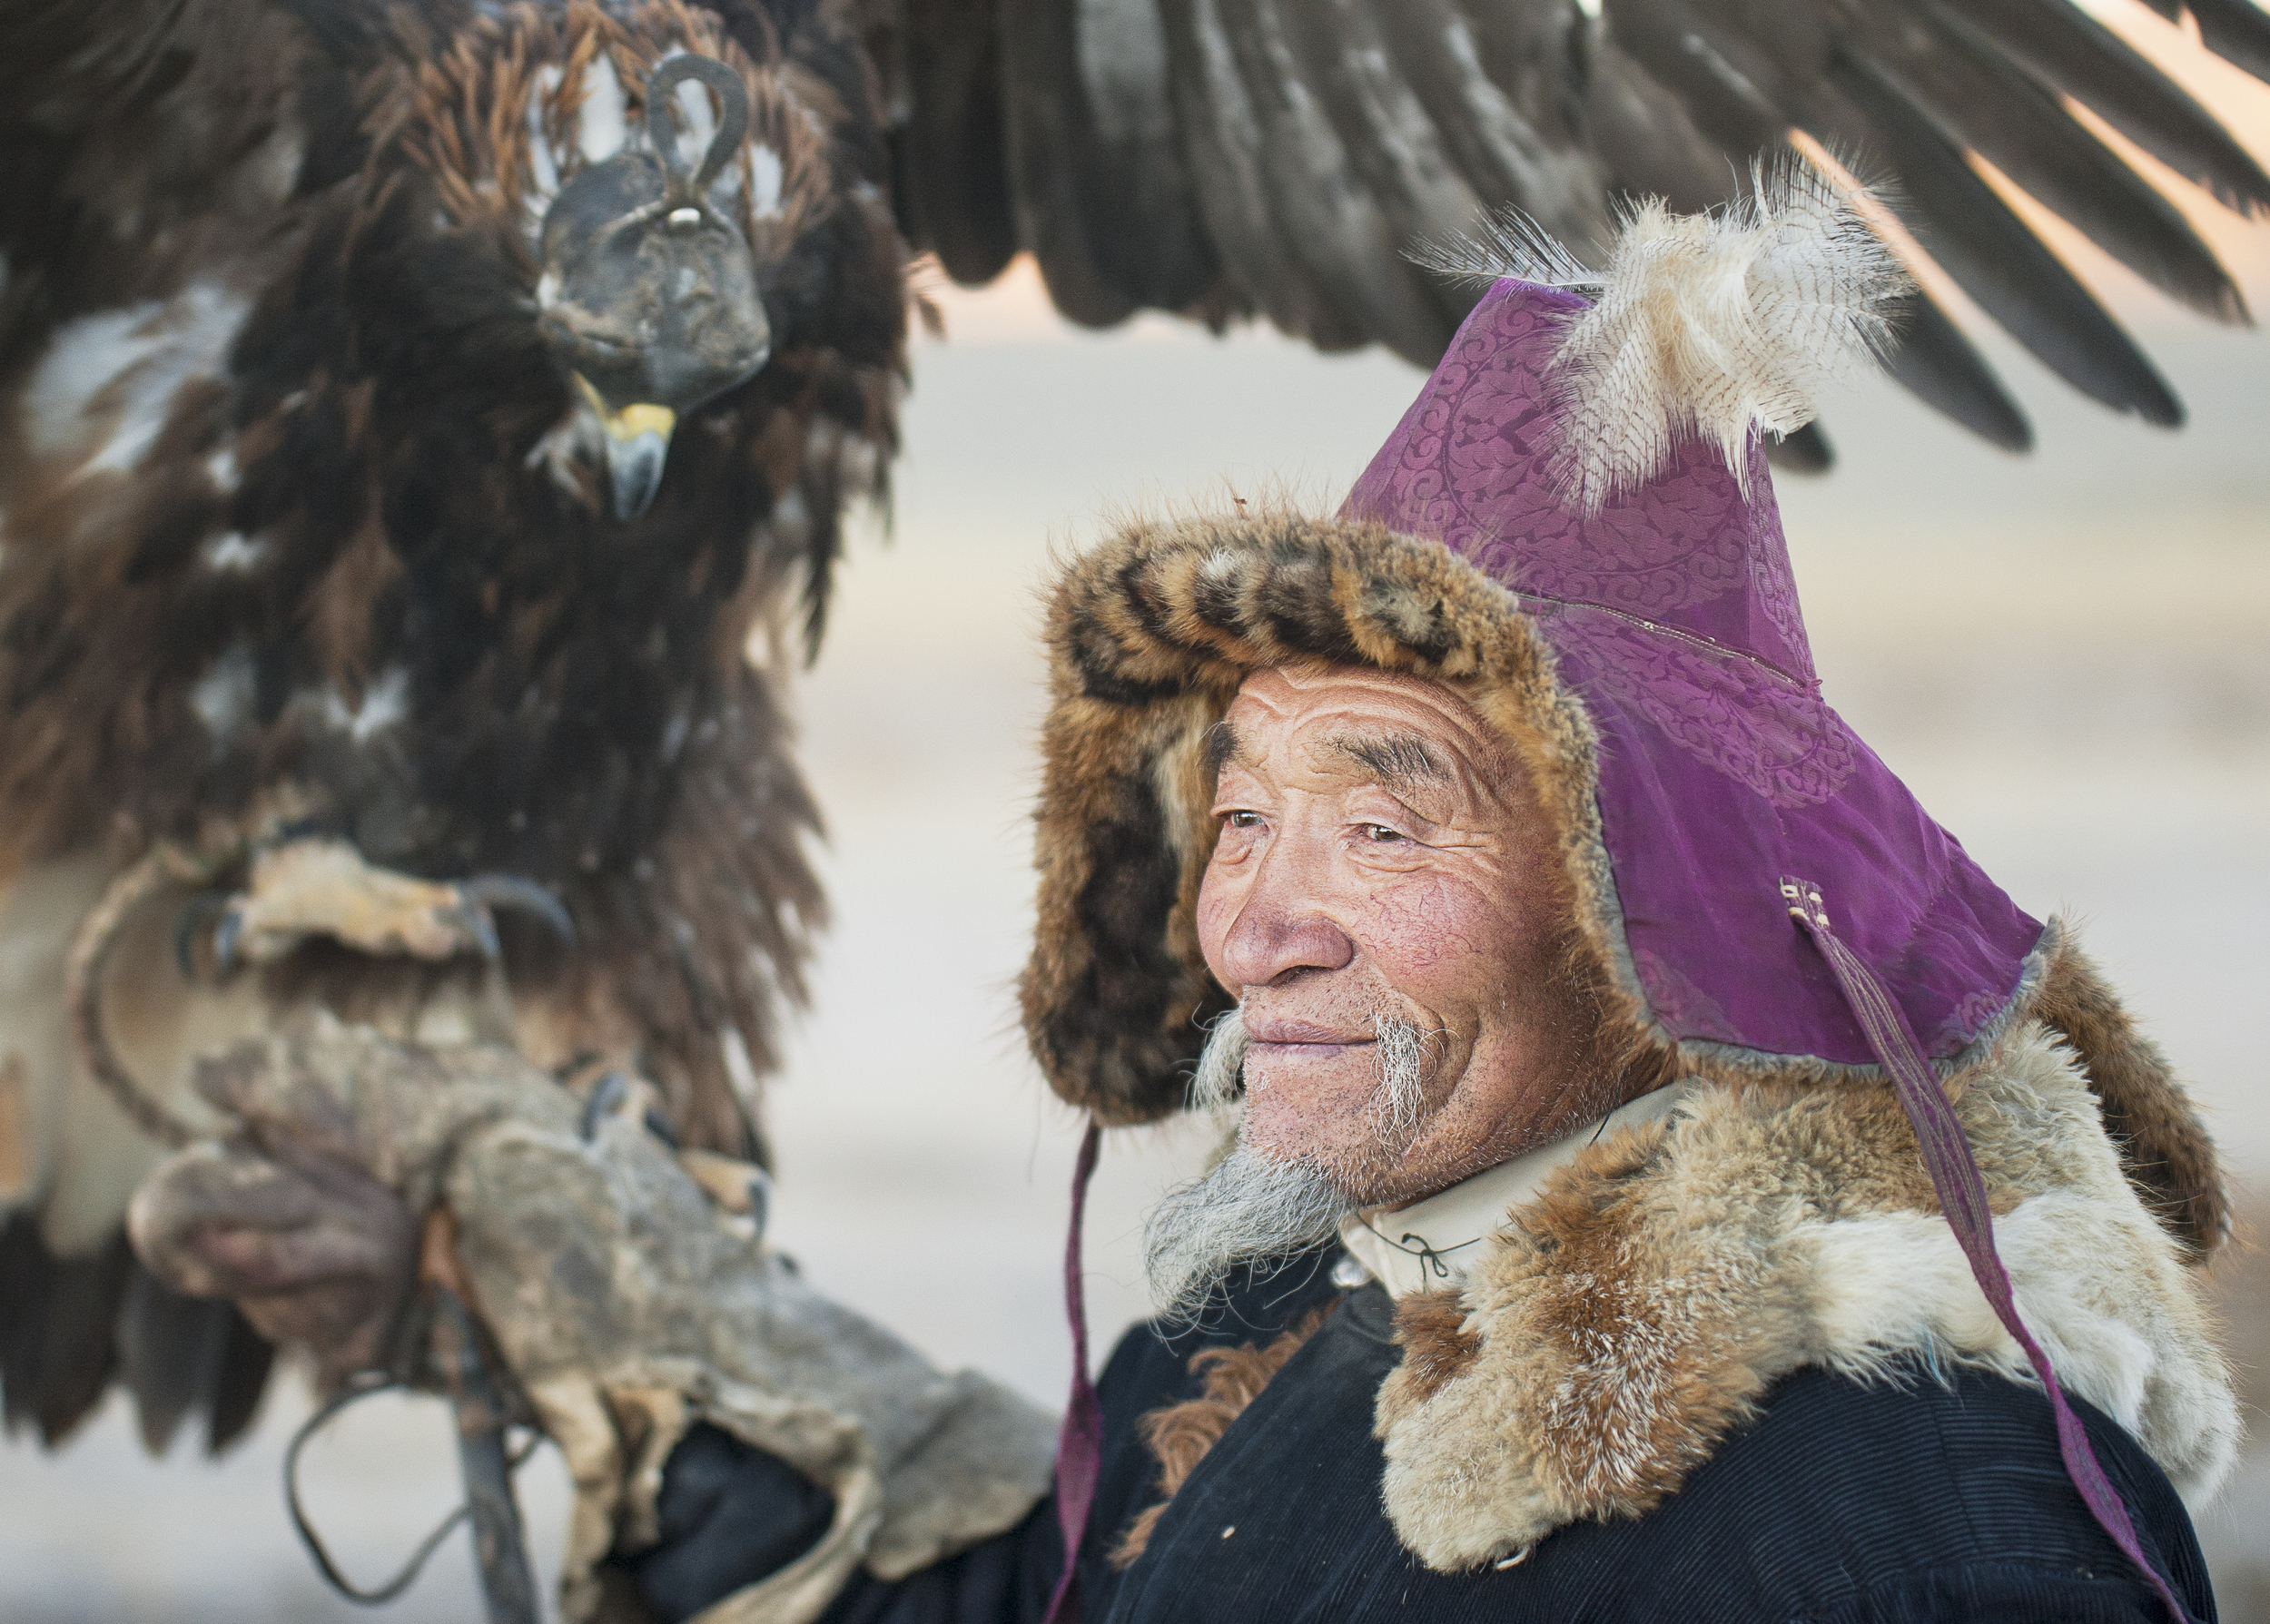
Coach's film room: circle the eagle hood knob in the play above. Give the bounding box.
[536,55,772,520]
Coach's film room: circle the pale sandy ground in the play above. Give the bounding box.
[3,293,2266,1616]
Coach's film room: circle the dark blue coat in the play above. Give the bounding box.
[627,1246,2217,1624]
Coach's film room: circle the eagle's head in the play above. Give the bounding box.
[384,5,845,521]
[536,54,772,519]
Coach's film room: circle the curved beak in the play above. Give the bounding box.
[582,383,676,520]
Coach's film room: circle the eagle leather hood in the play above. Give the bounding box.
[1018,186,2235,1589]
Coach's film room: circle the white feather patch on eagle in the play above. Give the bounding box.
[577,52,629,162]
[322,665,410,743]
[25,281,250,481]
[190,640,258,740]
[748,144,781,218]
[1411,160,1910,515]
[202,530,267,571]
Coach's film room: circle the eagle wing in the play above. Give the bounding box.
[0,0,314,1460]
[885,0,2270,454]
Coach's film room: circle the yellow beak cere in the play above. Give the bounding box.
[604,402,676,444]
[575,377,677,521]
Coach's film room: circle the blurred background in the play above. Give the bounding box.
[5,11,2267,1618]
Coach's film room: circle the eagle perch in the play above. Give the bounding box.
[1,0,2264,1459]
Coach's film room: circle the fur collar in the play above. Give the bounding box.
[1375,1020,2238,1572]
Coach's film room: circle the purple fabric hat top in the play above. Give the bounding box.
[1341,278,2045,1072]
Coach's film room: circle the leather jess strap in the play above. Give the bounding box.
[1782,878,2192,1624]
[1045,1121,1105,1624]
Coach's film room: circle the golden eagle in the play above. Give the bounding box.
[1,0,2263,1459]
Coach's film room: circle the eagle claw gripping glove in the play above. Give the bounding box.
[128,1019,1057,1624]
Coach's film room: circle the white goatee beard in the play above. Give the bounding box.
[1144,1005,1433,1324]
[1373,1014,1428,1139]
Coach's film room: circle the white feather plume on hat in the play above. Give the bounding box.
[1411,159,1914,514]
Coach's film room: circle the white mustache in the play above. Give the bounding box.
[1187,1004,1434,1138]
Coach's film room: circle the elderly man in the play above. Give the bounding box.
[135,181,2234,1624]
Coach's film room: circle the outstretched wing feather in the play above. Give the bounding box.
[1157,0,1363,348]
[1373,0,1604,246]
[1582,41,1760,217]
[1819,49,2184,425]
[1209,0,1450,362]
[202,1297,277,1452]
[1871,6,2247,321]
[1958,0,2270,216]
[2188,0,2270,82]
[117,1262,277,1455]
[0,1216,133,1447]
[1276,0,1485,345]
[893,0,1021,286]
[1880,290,2036,454]
[998,0,1140,326]
[924,0,2266,446]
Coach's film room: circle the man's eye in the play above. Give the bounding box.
[1362,824,1408,843]
[1223,811,1262,829]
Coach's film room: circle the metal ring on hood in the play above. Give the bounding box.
[644,54,750,203]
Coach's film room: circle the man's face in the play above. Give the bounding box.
[1196,664,1594,1206]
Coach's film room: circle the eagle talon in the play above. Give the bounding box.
[173,891,233,981]
[437,900,502,963]
[455,875,576,949]
[213,903,248,977]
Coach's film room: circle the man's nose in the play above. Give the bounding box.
[1216,871,1356,989]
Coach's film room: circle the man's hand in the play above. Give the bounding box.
[129,1137,418,1390]
[129,1018,567,1389]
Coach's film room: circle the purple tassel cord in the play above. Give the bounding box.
[1781,879,2192,1624]
[1044,1121,1105,1624]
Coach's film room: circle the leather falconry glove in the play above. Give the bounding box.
[129,1019,1057,1624]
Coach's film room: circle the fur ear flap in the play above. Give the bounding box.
[2029,938,2227,1257]
[1412,159,1911,514]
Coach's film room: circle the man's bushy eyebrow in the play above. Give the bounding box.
[1202,720,1241,781]
[1327,731,1446,791]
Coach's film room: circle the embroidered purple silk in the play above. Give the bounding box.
[1341,280,2044,1068]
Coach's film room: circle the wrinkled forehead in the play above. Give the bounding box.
[1209,664,1513,791]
